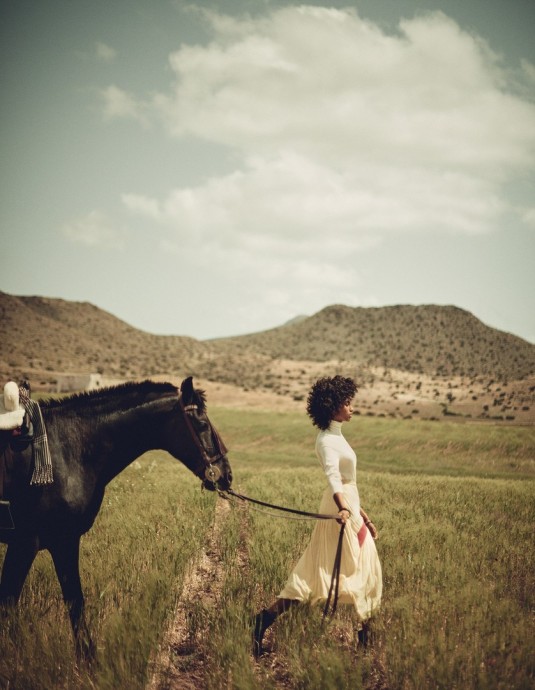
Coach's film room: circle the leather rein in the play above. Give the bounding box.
[223,488,346,619]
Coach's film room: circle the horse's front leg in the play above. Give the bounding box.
[49,535,95,662]
[0,536,38,604]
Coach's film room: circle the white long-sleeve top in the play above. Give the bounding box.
[315,420,358,497]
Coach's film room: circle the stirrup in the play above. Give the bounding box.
[0,500,15,530]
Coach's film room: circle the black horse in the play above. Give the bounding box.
[0,377,232,658]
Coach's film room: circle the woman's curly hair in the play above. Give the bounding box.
[306,375,358,430]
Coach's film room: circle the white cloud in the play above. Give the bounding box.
[112,5,535,324]
[122,150,503,249]
[62,210,125,249]
[100,85,148,126]
[154,8,534,172]
[96,42,117,62]
[122,193,161,219]
[521,207,535,228]
[115,6,535,240]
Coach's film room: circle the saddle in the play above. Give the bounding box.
[0,381,34,530]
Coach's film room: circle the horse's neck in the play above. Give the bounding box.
[50,397,172,486]
[96,404,166,483]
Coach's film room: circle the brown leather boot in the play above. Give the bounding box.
[252,608,276,658]
[358,622,371,647]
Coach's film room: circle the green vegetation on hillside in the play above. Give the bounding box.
[215,304,535,379]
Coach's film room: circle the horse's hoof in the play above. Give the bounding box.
[76,638,97,666]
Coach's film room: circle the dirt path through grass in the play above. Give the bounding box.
[147,497,233,690]
[146,490,394,690]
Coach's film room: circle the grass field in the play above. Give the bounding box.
[1,411,534,689]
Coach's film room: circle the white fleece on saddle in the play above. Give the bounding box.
[0,381,25,430]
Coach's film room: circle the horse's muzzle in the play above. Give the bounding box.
[202,457,232,491]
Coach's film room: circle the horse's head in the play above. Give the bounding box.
[177,377,233,492]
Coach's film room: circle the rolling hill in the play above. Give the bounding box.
[0,291,208,383]
[213,304,534,379]
[1,291,533,423]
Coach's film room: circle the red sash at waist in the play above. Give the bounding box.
[357,522,367,547]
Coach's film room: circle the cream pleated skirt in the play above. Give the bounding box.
[278,483,382,621]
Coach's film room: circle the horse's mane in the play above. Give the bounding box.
[191,387,207,413]
[41,380,180,414]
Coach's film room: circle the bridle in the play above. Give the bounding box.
[178,395,228,485]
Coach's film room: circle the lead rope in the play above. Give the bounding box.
[223,488,345,621]
[322,522,345,621]
[224,488,338,520]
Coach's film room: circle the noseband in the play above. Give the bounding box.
[178,396,228,483]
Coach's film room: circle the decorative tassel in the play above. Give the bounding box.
[19,390,54,486]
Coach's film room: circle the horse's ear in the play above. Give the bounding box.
[180,377,194,401]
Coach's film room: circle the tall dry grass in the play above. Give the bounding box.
[1,411,533,689]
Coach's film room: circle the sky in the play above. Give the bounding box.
[1,0,534,342]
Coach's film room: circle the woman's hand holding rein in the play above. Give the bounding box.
[337,507,351,525]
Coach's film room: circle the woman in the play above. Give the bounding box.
[253,375,382,657]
